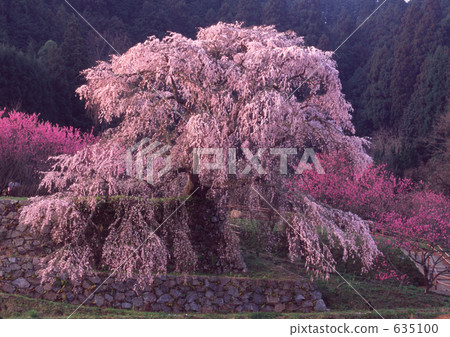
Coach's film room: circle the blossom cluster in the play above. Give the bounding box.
[0,109,95,195]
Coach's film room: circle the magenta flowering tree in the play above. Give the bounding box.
[293,152,450,291]
[21,23,380,286]
[0,109,95,196]
[377,192,450,292]
[291,152,415,221]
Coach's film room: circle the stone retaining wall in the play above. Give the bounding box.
[0,199,327,313]
[0,199,45,256]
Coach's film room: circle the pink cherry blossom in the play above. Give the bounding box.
[21,23,381,285]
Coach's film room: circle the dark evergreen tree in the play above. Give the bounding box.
[288,0,325,45]
[60,16,89,86]
[236,0,262,26]
[0,45,64,123]
[0,1,8,44]
[133,0,170,40]
[4,0,34,50]
[263,0,288,30]
[400,45,449,154]
[217,0,238,23]
[164,0,194,37]
[358,44,395,133]
[390,0,442,126]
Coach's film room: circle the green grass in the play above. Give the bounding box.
[240,253,449,312]
[0,196,28,200]
[0,292,448,319]
[316,274,449,312]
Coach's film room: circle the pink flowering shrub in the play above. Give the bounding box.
[0,109,95,196]
[291,151,415,221]
[292,152,450,291]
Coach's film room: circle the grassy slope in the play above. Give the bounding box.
[0,292,448,319]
